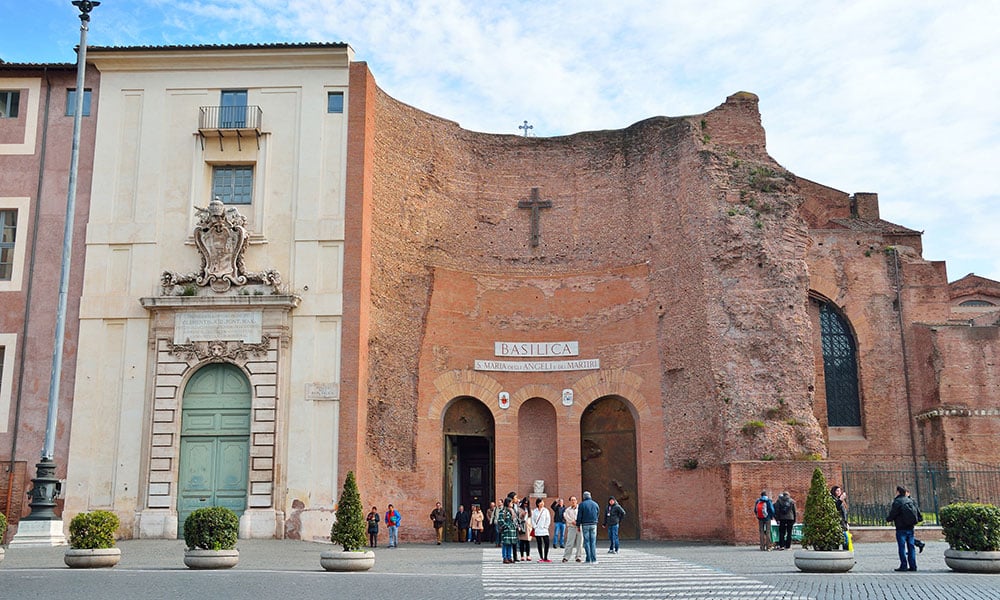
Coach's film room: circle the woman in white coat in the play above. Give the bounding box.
[532,497,553,562]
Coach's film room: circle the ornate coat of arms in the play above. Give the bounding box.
[162,197,281,293]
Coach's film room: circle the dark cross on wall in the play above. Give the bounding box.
[517,187,552,247]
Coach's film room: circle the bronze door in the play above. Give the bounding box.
[580,396,638,539]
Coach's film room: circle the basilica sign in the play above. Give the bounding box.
[494,341,578,357]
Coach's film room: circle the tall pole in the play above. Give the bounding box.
[20,0,99,529]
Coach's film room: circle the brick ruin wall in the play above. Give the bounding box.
[360,86,828,481]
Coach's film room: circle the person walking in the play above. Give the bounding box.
[887,485,922,572]
[603,496,626,554]
[496,496,519,563]
[551,498,566,548]
[532,498,552,562]
[562,496,583,562]
[517,496,533,561]
[578,491,601,563]
[366,506,380,548]
[430,501,447,545]
[753,490,775,551]
[471,504,484,544]
[454,504,470,542]
[774,492,797,550]
[384,503,401,548]
[485,501,498,545]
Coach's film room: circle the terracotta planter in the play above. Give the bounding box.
[320,549,375,572]
[793,549,856,572]
[183,548,240,569]
[64,547,121,568]
[944,549,1000,573]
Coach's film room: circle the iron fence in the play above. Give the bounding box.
[842,462,1000,526]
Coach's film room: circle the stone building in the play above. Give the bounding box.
[5,44,999,544]
[59,44,353,541]
[340,64,1000,543]
[0,61,98,543]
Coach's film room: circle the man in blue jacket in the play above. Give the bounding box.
[753,491,775,551]
[577,491,601,563]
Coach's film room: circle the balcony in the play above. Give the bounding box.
[198,105,263,151]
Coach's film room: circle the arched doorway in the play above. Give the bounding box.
[176,363,251,535]
[581,395,639,539]
[443,396,495,542]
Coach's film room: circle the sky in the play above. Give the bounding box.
[2,0,999,282]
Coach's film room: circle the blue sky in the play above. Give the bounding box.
[3,0,999,282]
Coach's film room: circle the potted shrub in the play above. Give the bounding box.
[793,467,855,572]
[321,471,375,571]
[65,510,121,568]
[0,510,6,563]
[183,506,240,569]
[940,502,1000,573]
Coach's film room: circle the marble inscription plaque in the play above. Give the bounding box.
[174,311,262,344]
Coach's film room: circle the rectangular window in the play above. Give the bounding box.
[0,90,19,118]
[0,209,17,280]
[220,90,248,128]
[327,92,344,114]
[66,89,92,116]
[0,335,15,433]
[212,166,254,205]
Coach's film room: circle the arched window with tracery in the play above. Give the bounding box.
[819,301,861,427]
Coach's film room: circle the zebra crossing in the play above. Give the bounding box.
[481,547,813,599]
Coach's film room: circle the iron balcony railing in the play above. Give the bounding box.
[199,105,263,130]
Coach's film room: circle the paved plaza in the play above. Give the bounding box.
[2,538,999,599]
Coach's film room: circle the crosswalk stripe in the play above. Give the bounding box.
[481,548,814,599]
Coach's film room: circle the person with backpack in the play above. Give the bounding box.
[887,485,922,571]
[753,491,775,551]
[773,492,797,550]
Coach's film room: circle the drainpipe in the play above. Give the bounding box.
[5,66,54,522]
[891,248,922,501]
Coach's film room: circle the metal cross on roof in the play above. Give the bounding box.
[519,120,533,136]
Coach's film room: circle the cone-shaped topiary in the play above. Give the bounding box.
[69,510,120,549]
[331,470,367,552]
[0,511,7,543]
[800,467,844,551]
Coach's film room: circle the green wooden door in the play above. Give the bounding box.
[177,363,251,535]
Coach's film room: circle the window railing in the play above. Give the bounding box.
[199,105,263,130]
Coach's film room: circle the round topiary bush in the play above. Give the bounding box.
[940,502,1000,552]
[69,510,119,549]
[800,468,844,551]
[331,471,367,552]
[183,506,239,551]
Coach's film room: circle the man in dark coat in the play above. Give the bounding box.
[887,485,921,571]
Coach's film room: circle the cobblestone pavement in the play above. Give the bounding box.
[2,539,999,599]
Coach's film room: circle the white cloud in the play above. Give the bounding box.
[3,0,997,279]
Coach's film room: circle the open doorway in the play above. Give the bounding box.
[443,396,495,542]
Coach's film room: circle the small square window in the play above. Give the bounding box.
[212,166,254,205]
[0,90,20,118]
[327,92,344,114]
[66,89,92,117]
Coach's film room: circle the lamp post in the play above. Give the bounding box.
[13,0,99,546]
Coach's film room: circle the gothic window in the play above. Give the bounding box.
[819,301,861,427]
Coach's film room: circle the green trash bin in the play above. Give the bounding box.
[770,522,780,543]
[771,522,804,543]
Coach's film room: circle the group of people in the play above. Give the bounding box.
[752,483,927,572]
[365,503,402,548]
[491,491,624,564]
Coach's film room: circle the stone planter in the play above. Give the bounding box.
[793,549,856,572]
[64,547,122,568]
[320,549,375,572]
[0,547,5,563]
[944,549,1000,573]
[183,548,240,569]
